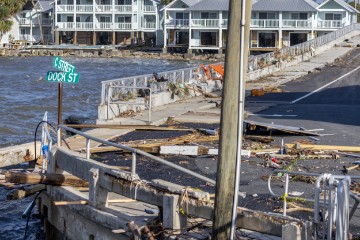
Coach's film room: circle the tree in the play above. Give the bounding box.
[160,0,173,5]
[0,0,27,42]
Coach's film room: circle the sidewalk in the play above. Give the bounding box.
[246,35,360,90]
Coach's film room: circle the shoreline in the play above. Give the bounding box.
[0,47,225,62]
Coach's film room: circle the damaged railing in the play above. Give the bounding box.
[100,66,195,105]
[268,169,360,240]
[248,23,360,71]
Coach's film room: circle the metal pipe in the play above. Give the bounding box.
[132,152,136,176]
[230,0,249,238]
[86,138,90,160]
[59,125,231,190]
[283,173,289,216]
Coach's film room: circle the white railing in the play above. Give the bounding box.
[96,22,112,29]
[56,5,74,12]
[114,5,132,12]
[250,19,279,28]
[57,22,75,29]
[282,20,312,28]
[318,20,344,28]
[76,5,93,12]
[19,18,31,25]
[143,22,156,29]
[166,19,189,27]
[101,67,197,105]
[191,19,219,28]
[144,5,155,12]
[96,5,112,12]
[76,22,93,29]
[19,34,33,41]
[248,23,360,71]
[222,19,228,27]
[114,22,131,29]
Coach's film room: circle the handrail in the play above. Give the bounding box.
[57,125,246,198]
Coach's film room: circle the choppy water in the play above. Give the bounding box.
[0,56,202,239]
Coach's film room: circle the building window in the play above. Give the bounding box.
[258,32,276,48]
[100,16,111,22]
[291,13,308,20]
[67,16,74,22]
[259,12,276,19]
[175,12,189,19]
[201,12,217,19]
[117,16,131,22]
[325,13,342,20]
[20,28,26,35]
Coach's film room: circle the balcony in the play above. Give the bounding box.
[282,20,312,28]
[76,22,94,29]
[222,19,228,27]
[96,5,112,12]
[19,18,31,25]
[165,19,189,28]
[143,22,156,29]
[96,22,112,29]
[250,19,279,28]
[191,19,219,28]
[57,22,75,29]
[317,20,343,28]
[76,5,94,12]
[143,5,156,12]
[19,34,33,41]
[114,22,132,29]
[57,5,74,12]
[114,5,132,12]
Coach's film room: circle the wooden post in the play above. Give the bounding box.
[212,0,252,239]
[112,31,116,45]
[74,31,77,45]
[93,31,96,45]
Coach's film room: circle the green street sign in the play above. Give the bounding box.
[53,56,76,73]
[46,71,80,84]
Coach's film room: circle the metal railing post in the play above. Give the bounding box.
[148,89,152,124]
[86,138,91,160]
[131,152,136,175]
[57,127,61,147]
[283,173,289,216]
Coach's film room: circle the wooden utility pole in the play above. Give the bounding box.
[31,0,44,44]
[212,0,252,239]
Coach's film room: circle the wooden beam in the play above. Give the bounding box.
[54,200,88,206]
[286,144,360,153]
[5,172,89,187]
[64,124,194,132]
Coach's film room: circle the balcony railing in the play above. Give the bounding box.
[282,20,312,28]
[19,34,33,41]
[143,22,156,29]
[57,22,75,29]
[96,22,112,29]
[222,19,228,27]
[250,19,279,28]
[96,5,112,12]
[57,5,74,12]
[166,19,189,27]
[114,22,132,29]
[76,22,94,29]
[76,5,93,12]
[19,18,31,25]
[144,5,155,12]
[317,20,343,28]
[114,5,132,12]
[191,19,219,28]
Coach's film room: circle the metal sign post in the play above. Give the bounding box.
[47,56,80,146]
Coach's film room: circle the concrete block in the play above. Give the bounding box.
[162,194,187,232]
[89,168,109,208]
[184,53,194,59]
[282,222,301,240]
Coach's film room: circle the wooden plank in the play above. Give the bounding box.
[5,171,89,187]
[53,200,88,206]
[65,124,194,132]
[286,144,360,153]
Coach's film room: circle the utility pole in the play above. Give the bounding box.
[212,0,252,239]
